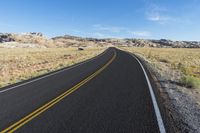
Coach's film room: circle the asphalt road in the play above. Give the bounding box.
[0,48,166,133]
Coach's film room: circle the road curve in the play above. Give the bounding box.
[0,48,166,133]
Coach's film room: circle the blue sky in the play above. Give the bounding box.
[0,0,200,40]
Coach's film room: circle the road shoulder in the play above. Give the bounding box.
[124,49,200,133]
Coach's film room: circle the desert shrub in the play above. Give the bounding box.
[147,50,152,58]
[181,75,200,89]
[158,58,170,63]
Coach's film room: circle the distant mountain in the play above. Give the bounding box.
[151,39,200,48]
[0,33,200,48]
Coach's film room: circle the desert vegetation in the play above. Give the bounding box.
[0,47,105,88]
[121,47,200,89]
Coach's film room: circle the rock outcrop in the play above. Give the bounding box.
[0,33,15,43]
[0,33,200,48]
[151,39,200,48]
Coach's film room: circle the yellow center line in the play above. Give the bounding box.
[1,50,117,133]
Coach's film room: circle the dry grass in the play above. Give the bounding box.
[0,47,105,88]
[121,47,200,89]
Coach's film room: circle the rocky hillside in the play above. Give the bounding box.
[0,33,54,48]
[52,35,106,47]
[52,36,200,48]
[151,39,200,48]
[0,33,200,48]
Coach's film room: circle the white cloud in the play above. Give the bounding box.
[93,32,106,38]
[146,4,173,24]
[129,31,151,37]
[147,14,170,22]
[92,24,152,38]
[93,24,126,33]
[72,29,82,33]
[91,32,122,39]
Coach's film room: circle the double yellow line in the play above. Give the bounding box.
[1,51,116,133]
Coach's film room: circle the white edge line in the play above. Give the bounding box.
[0,49,108,93]
[129,52,166,133]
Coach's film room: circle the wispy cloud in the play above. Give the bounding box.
[129,31,151,37]
[93,32,107,38]
[145,4,174,24]
[71,29,82,33]
[93,24,126,33]
[147,14,171,22]
[93,24,152,37]
[72,24,152,38]
[93,24,152,38]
